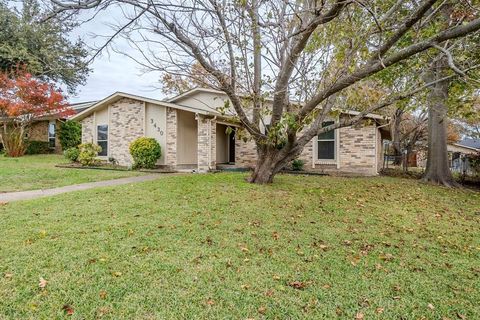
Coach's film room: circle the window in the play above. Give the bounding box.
[97,125,108,156]
[48,121,56,148]
[317,121,335,160]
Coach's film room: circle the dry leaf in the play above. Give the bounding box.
[62,304,74,316]
[376,307,384,314]
[39,277,48,289]
[427,303,435,310]
[288,281,307,290]
[206,299,215,306]
[335,307,343,316]
[99,290,107,300]
[318,244,329,251]
[258,306,267,314]
[265,289,274,297]
[355,312,365,320]
[379,253,395,261]
[112,271,122,277]
[4,273,13,279]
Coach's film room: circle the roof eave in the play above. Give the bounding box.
[71,91,214,121]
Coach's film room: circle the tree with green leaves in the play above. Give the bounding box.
[0,0,90,93]
[51,0,480,184]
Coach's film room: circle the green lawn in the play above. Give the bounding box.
[0,173,479,319]
[0,155,143,193]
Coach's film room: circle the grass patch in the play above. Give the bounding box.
[0,173,479,319]
[0,155,143,192]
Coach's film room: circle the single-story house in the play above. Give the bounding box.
[72,88,390,175]
[26,101,96,153]
[416,138,479,174]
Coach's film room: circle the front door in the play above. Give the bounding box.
[228,128,235,163]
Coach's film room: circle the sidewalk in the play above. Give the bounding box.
[0,174,165,203]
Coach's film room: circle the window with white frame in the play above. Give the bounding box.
[48,121,56,149]
[317,121,335,160]
[97,125,108,156]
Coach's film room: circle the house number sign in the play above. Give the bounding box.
[150,118,164,136]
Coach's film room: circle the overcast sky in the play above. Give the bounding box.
[68,7,165,103]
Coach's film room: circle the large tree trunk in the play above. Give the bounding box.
[248,145,299,184]
[422,60,457,187]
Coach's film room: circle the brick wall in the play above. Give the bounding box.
[298,138,314,169]
[109,98,145,166]
[166,108,177,167]
[28,121,48,142]
[234,122,379,175]
[81,115,94,143]
[235,138,257,168]
[197,115,216,172]
[28,120,62,154]
[337,123,377,175]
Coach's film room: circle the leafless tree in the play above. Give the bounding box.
[48,0,480,183]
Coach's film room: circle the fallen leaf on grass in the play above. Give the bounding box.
[335,307,343,316]
[112,271,122,277]
[427,303,435,310]
[4,273,13,279]
[96,306,111,317]
[62,304,74,316]
[206,299,215,306]
[456,312,466,319]
[318,244,329,251]
[39,277,48,289]
[99,290,107,299]
[264,289,274,297]
[355,312,364,320]
[288,281,308,290]
[376,307,384,314]
[258,306,267,314]
[379,253,395,262]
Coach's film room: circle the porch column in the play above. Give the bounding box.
[197,115,216,172]
[166,108,177,168]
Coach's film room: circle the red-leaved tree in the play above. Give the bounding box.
[0,71,71,157]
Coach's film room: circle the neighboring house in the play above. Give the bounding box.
[448,139,480,174]
[26,101,96,153]
[416,138,480,174]
[72,88,390,175]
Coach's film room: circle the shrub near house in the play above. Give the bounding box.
[64,147,80,162]
[59,120,81,150]
[78,143,101,166]
[129,137,162,169]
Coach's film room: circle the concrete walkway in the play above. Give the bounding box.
[0,174,165,203]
